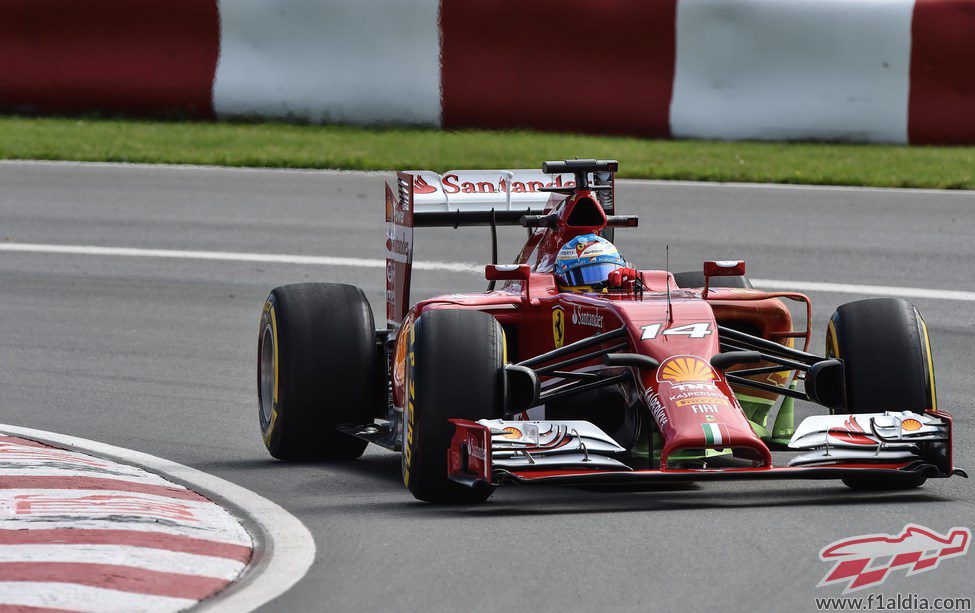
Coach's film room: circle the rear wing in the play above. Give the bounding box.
[406,169,614,225]
[384,168,616,326]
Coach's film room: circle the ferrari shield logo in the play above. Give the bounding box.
[552,306,565,349]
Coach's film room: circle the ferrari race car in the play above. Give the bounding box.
[256,159,966,503]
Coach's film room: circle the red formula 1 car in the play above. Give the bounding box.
[256,159,966,503]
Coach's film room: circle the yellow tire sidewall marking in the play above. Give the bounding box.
[826,319,839,359]
[403,322,416,487]
[920,316,938,411]
[261,300,280,445]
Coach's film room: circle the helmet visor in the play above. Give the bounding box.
[560,262,622,287]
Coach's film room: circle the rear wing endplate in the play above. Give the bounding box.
[385,174,414,326]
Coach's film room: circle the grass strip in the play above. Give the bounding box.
[1,115,973,189]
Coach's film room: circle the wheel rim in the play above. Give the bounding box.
[259,324,276,423]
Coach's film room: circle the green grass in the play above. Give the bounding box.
[1,115,974,189]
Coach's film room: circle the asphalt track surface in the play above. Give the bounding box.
[0,160,972,612]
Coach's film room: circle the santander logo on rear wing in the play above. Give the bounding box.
[404,169,607,211]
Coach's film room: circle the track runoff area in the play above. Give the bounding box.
[0,162,972,302]
[0,161,971,611]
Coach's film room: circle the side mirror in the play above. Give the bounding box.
[702,260,745,298]
[710,351,761,371]
[603,353,660,371]
[485,264,531,282]
[504,364,539,412]
[805,359,847,411]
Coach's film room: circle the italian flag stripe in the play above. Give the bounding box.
[702,423,723,445]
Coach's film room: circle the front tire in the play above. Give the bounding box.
[827,298,935,414]
[826,298,936,491]
[403,309,505,504]
[258,283,381,460]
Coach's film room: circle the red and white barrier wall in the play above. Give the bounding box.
[0,0,219,118]
[2,0,974,144]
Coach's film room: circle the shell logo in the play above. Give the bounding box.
[502,427,523,439]
[657,356,716,384]
[902,418,923,432]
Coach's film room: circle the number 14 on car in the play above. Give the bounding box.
[641,322,713,340]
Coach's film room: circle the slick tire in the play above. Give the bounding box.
[673,271,753,290]
[826,298,937,491]
[403,309,505,504]
[258,283,380,461]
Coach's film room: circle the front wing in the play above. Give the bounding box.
[447,412,966,489]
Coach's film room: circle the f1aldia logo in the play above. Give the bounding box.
[818,524,971,593]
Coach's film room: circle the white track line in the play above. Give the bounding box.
[0,423,315,612]
[1,241,972,302]
[0,241,478,273]
[750,279,975,302]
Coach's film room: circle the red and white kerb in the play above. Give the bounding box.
[0,434,252,612]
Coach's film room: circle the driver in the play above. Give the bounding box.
[554,234,627,292]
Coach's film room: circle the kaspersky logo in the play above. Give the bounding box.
[818,524,971,593]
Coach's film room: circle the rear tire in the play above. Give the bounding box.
[673,270,753,289]
[826,298,936,491]
[403,309,505,504]
[258,283,380,461]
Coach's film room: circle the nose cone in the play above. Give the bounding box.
[644,354,772,468]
